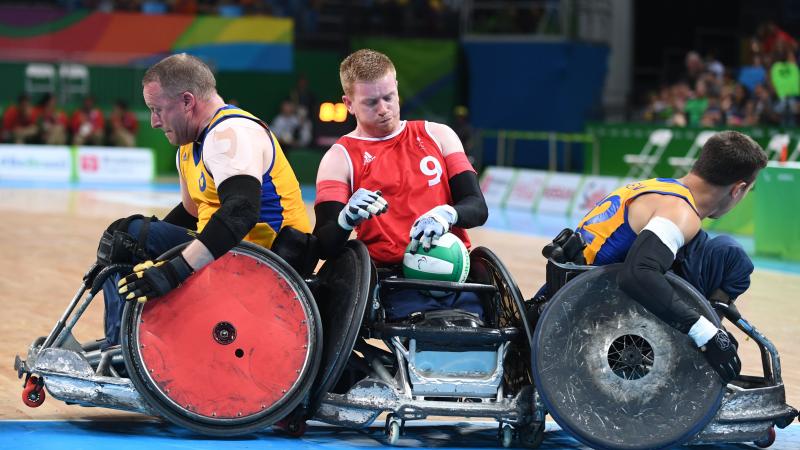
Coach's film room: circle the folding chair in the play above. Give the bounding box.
[623,129,673,179]
[787,138,800,162]
[763,133,790,161]
[24,63,56,96]
[667,130,716,177]
[58,63,89,105]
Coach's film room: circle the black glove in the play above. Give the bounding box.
[700,329,741,384]
[118,255,193,303]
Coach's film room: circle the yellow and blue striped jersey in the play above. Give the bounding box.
[576,178,698,265]
[178,105,310,249]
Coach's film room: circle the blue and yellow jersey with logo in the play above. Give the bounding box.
[178,105,310,249]
[576,178,698,265]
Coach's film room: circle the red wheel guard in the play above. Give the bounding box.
[136,252,311,419]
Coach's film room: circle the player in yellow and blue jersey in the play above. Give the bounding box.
[97,54,310,348]
[540,131,767,384]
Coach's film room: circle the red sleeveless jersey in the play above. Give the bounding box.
[335,120,471,266]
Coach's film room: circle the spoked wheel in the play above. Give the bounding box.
[533,264,724,450]
[469,247,533,394]
[21,376,45,408]
[121,242,322,436]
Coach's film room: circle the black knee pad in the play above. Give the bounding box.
[96,214,155,266]
[271,226,319,278]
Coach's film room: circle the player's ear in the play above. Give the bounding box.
[732,181,748,198]
[342,95,353,114]
[182,92,195,112]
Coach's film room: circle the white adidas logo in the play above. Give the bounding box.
[363,151,375,164]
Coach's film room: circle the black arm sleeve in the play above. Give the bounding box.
[163,202,198,230]
[313,201,351,260]
[448,171,488,229]
[197,175,261,259]
[617,230,700,333]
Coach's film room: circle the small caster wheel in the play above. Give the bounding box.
[499,424,513,448]
[385,415,402,445]
[518,422,545,448]
[274,417,306,437]
[754,426,776,448]
[22,376,45,408]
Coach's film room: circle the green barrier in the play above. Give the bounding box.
[754,163,800,261]
[285,148,323,186]
[583,122,787,177]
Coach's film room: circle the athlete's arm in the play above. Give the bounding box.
[618,195,701,331]
[427,122,487,228]
[313,145,354,260]
[183,119,270,270]
[619,194,741,382]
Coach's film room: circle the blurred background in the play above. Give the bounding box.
[1,0,800,263]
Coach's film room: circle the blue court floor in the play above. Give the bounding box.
[1,420,798,450]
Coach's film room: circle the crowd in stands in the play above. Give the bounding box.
[642,21,800,128]
[1,93,138,147]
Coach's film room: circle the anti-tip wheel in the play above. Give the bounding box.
[499,424,513,448]
[385,416,401,446]
[754,426,776,448]
[22,376,45,408]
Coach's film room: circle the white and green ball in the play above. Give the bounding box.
[402,232,470,283]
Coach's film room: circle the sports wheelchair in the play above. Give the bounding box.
[14,239,544,447]
[14,236,798,449]
[531,258,798,449]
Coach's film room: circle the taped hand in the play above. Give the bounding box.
[337,188,389,231]
[409,205,458,252]
[118,255,193,303]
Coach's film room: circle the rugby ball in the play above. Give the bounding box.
[402,232,470,283]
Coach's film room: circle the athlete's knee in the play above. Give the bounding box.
[708,235,753,300]
[96,214,154,266]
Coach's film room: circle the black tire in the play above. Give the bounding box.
[532,264,724,450]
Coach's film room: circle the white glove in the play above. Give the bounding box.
[409,205,458,252]
[337,188,388,231]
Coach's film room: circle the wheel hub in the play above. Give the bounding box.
[607,334,654,380]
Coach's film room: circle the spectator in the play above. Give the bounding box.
[700,94,723,127]
[70,95,105,146]
[108,99,139,147]
[751,83,781,125]
[289,74,317,143]
[35,93,68,145]
[270,99,311,149]
[290,74,318,122]
[722,83,749,126]
[2,94,38,144]
[770,44,800,126]
[738,54,767,93]
[684,51,707,87]
[684,78,709,127]
[757,21,798,60]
